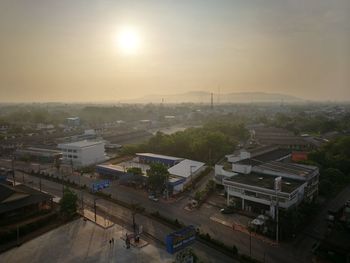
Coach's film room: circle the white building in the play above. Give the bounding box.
[215,146,319,217]
[223,162,319,218]
[58,140,106,167]
[168,159,206,187]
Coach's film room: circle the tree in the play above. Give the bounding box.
[147,163,168,193]
[59,188,78,219]
[127,167,142,175]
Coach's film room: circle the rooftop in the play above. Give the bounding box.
[255,161,318,178]
[136,153,184,161]
[224,172,303,193]
[168,159,205,178]
[237,148,291,166]
[96,164,124,172]
[58,140,104,148]
[17,147,62,154]
[0,183,52,214]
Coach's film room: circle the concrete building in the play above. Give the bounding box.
[215,146,319,217]
[249,126,323,150]
[15,147,62,163]
[58,140,106,167]
[215,146,291,185]
[66,117,80,127]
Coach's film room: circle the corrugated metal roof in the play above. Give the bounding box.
[136,153,183,161]
[168,159,205,178]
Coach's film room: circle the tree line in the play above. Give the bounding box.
[122,120,249,164]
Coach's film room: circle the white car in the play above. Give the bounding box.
[148,195,159,202]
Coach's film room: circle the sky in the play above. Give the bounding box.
[0,0,349,102]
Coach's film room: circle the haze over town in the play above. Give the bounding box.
[0,0,349,102]
[0,1,350,263]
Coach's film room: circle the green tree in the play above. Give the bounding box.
[59,188,78,219]
[147,163,168,193]
[127,167,143,175]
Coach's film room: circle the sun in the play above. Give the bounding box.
[116,26,140,55]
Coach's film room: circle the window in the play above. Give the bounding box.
[68,155,72,158]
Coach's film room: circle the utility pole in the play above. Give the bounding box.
[165,172,169,200]
[94,198,97,222]
[11,156,15,186]
[39,164,42,192]
[80,171,84,210]
[16,225,19,246]
[274,177,281,244]
[190,165,196,191]
[276,192,279,244]
[250,230,252,258]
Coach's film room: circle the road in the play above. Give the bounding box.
[291,184,350,261]
[12,170,300,263]
[14,171,236,263]
[4,159,350,263]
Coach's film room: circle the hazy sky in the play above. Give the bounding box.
[0,0,349,102]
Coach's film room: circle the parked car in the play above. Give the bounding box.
[148,195,159,202]
[220,206,235,214]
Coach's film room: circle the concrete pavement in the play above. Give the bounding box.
[1,218,174,263]
[8,168,336,263]
[14,172,236,263]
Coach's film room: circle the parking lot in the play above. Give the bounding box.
[1,218,174,263]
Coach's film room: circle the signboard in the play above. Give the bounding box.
[92,180,111,192]
[274,176,282,192]
[166,226,196,254]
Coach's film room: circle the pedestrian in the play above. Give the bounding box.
[109,239,112,247]
[112,238,114,245]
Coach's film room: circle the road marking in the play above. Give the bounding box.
[210,216,232,227]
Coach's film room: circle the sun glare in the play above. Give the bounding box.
[116,26,140,55]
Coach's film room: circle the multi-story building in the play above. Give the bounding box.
[58,140,106,167]
[215,146,319,218]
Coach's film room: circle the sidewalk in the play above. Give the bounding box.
[80,208,114,229]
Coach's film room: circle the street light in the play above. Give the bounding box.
[190,165,196,190]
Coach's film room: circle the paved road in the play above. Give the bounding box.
[9,168,302,263]
[14,172,236,263]
[6,161,350,263]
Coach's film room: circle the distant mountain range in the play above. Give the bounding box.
[124,91,302,104]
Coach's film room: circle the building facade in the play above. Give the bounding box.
[58,140,106,167]
[216,146,319,217]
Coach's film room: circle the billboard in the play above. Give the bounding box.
[166,226,196,254]
[92,180,111,192]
